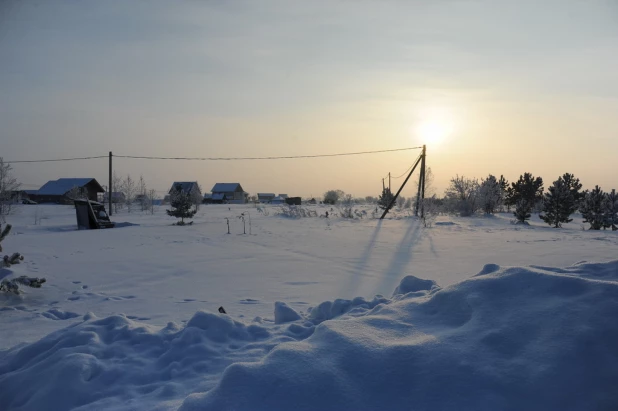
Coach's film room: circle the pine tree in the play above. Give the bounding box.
[498,175,509,212]
[479,174,502,214]
[561,173,583,205]
[377,187,394,210]
[166,184,197,224]
[510,173,543,223]
[580,186,606,230]
[603,189,618,231]
[540,176,578,228]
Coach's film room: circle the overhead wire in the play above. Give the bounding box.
[113,147,422,161]
[5,156,107,164]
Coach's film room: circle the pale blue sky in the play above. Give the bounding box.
[1,0,617,197]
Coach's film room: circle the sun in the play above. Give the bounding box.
[411,107,455,147]
[416,121,451,146]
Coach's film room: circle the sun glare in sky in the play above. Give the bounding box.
[413,107,454,147]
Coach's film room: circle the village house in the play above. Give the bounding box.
[271,195,286,205]
[257,193,276,203]
[168,182,202,202]
[33,178,105,204]
[285,197,302,205]
[211,183,247,204]
[9,190,38,203]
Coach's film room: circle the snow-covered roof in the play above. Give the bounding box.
[37,178,103,195]
[212,183,242,193]
[169,182,200,194]
[278,194,289,198]
[23,190,39,195]
[212,193,225,200]
[203,193,212,199]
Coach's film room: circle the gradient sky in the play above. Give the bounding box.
[1,0,617,199]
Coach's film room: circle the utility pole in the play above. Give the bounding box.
[382,178,385,191]
[414,145,427,217]
[420,145,427,218]
[380,154,423,220]
[388,172,391,191]
[108,151,112,216]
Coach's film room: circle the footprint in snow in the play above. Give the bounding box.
[41,309,80,320]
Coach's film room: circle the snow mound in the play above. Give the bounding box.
[307,295,389,323]
[181,261,618,411]
[392,275,437,296]
[0,312,274,411]
[274,302,302,324]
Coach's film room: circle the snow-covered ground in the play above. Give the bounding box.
[1,204,617,410]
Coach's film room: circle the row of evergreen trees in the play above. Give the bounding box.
[440,172,617,230]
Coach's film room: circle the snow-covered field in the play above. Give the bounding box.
[1,204,617,411]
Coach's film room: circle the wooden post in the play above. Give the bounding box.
[380,154,422,219]
[414,145,426,216]
[420,145,427,218]
[108,151,112,216]
[388,172,391,191]
[382,178,385,191]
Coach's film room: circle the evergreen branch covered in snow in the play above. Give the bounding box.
[0,276,46,294]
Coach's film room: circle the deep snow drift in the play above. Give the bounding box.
[2,260,617,411]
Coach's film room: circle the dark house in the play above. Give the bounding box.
[34,178,105,204]
[285,197,302,205]
[202,193,213,204]
[10,190,37,202]
[168,182,201,197]
[211,183,247,204]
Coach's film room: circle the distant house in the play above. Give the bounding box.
[9,190,37,202]
[257,193,276,203]
[211,183,247,204]
[278,194,289,199]
[307,198,317,205]
[271,195,286,205]
[285,197,302,206]
[202,193,213,204]
[33,178,105,204]
[169,182,201,197]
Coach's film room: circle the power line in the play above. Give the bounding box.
[5,156,107,164]
[114,147,422,161]
[5,147,422,164]
[391,163,415,179]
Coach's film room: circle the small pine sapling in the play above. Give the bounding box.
[166,184,197,225]
[0,223,46,294]
[604,189,618,231]
[540,174,581,228]
[377,187,394,211]
[510,173,543,223]
[580,186,607,230]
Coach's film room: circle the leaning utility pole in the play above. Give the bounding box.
[380,153,423,220]
[420,145,427,218]
[108,151,113,216]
